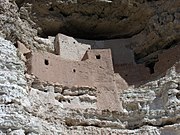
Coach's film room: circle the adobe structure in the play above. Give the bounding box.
[19,33,179,111]
[25,34,128,111]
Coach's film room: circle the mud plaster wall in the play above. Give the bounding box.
[27,49,126,111]
[54,34,91,61]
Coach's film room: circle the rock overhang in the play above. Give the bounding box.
[17,0,154,39]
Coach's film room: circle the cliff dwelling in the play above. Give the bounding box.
[17,33,180,88]
[16,33,180,112]
[21,34,128,111]
[18,32,179,86]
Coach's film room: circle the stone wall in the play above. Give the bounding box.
[27,49,114,87]
[27,49,127,111]
[55,34,91,61]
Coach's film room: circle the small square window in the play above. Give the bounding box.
[96,55,101,59]
[44,59,49,65]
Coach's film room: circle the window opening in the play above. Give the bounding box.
[96,55,101,59]
[44,59,49,65]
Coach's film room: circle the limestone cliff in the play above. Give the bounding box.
[0,0,179,134]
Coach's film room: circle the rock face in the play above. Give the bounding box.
[0,0,179,134]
